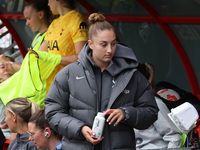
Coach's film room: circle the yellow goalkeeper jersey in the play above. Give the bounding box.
[45,10,88,92]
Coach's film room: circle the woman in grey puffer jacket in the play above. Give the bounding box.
[45,13,158,150]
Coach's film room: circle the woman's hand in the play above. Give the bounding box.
[103,109,124,126]
[81,126,103,145]
[4,61,16,75]
[28,48,39,58]
[0,54,10,63]
[0,122,9,129]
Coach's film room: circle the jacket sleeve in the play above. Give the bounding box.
[0,100,5,124]
[45,67,86,140]
[121,71,159,129]
[154,97,182,148]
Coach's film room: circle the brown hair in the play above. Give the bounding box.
[145,63,156,92]
[6,97,41,123]
[136,62,156,92]
[29,109,62,139]
[62,0,76,9]
[26,0,53,24]
[88,13,115,40]
[29,109,48,129]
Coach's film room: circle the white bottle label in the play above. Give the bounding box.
[91,113,105,139]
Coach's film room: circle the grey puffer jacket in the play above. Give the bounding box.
[45,43,158,150]
[8,133,38,150]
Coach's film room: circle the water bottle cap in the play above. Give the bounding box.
[97,112,104,117]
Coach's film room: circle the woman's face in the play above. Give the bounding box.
[0,62,11,82]
[23,5,42,32]
[48,0,59,15]
[4,108,16,133]
[28,122,48,149]
[88,29,117,69]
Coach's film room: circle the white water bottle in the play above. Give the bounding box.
[91,112,105,139]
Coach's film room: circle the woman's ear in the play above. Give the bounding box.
[88,40,93,50]
[12,113,17,122]
[44,127,51,137]
[39,11,45,19]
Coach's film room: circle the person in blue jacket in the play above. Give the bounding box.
[45,13,158,150]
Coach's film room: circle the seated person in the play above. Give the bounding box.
[155,81,200,116]
[0,56,15,139]
[5,97,40,150]
[0,54,20,74]
[135,62,182,149]
[0,55,15,83]
[155,80,200,148]
[28,109,62,150]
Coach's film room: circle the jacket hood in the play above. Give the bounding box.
[78,43,138,76]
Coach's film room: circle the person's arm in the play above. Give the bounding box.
[81,126,103,145]
[0,100,6,128]
[154,97,182,148]
[0,122,8,129]
[60,41,86,65]
[119,71,159,130]
[103,109,124,126]
[39,40,86,66]
[0,54,21,72]
[38,40,48,52]
[5,61,21,73]
[12,62,21,71]
[45,66,86,140]
[0,54,10,62]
